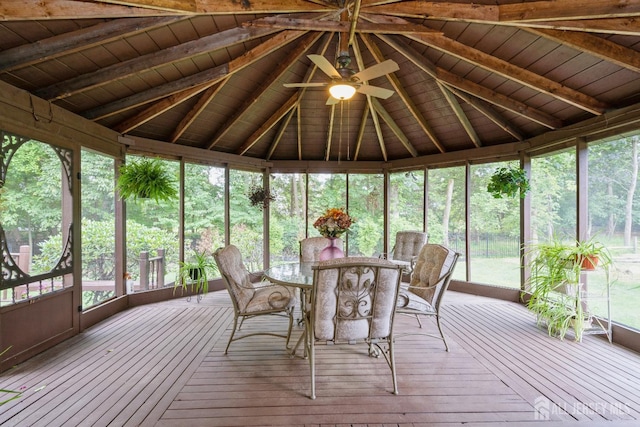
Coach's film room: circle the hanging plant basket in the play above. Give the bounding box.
[116,157,177,203]
[248,185,274,210]
[487,166,530,199]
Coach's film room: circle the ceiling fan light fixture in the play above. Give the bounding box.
[329,83,356,100]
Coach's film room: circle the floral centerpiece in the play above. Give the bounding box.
[313,207,355,238]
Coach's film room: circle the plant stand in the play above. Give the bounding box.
[572,270,612,343]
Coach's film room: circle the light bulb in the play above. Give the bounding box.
[328,83,356,100]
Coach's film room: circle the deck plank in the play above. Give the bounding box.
[0,291,639,426]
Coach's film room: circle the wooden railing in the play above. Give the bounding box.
[139,249,165,290]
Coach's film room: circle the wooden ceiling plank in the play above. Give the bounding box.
[35,24,281,100]
[378,34,562,129]
[265,105,296,160]
[446,86,526,142]
[169,77,229,143]
[236,93,300,155]
[437,82,482,148]
[85,29,308,121]
[114,82,211,133]
[527,27,640,73]
[360,33,434,154]
[0,16,185,73]
[366,14,609,115]
[207,31,323,148]
[410,32,608,114]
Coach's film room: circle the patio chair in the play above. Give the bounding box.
[388,231,428,275]
[306,257,404,399]
[213,245,298,354]
[299,237,343,262]
[395,243,459,351]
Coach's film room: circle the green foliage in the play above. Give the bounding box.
[248,185,274,210]
[175,250,218,296]
[354,217,380,256]
[116,157,177,203]
[524,237,613,341]
[487,166,530,199]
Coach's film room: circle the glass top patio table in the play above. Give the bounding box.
[263,262,316,289]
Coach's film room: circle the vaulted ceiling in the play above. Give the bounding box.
[2,0,640,164]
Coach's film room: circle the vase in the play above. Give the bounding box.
[319,237,344,261]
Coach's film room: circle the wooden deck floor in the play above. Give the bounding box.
[1,291,640,426]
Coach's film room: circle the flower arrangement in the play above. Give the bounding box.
[313,207,355,238]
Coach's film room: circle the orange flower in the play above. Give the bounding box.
[313,207,355,238]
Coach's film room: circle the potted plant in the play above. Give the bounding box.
[248,185,274,210]
[487,166,530,199]
[523,237,613,341]
[174,250,218,299]
[116,157,177,203]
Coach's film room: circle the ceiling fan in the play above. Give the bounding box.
[284,54,399,105]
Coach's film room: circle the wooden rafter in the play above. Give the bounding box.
[206,31,323,149]
[437,82,482,148]
[376,33,563,129]
[36,25,281,100]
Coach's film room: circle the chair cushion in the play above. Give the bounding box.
[313,257,400,341]
[244,283,297,314]
[408,244,457,304]
[392,231,428,263]
[396,285,436,314]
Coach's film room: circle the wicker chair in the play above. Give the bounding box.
[306,257,404,399]
[299,237,343,262]
[213,245,297,354]
[395,243,459,351]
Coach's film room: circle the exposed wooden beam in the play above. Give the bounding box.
[97,0,334,14]
[377,33,563,129]
[206,31,323,149]
[437,82,482,148]
[371,97,413,159]
[0,17,185,73]
[360,34,433,155]
[266,106,296,160]
[85,29,308,121]
[446,87,526,142]
[325,104,336,161]
[36,25,280,100]
[367,14,608,115]
[169,78,229,143]
[364,0,640,23]
[499,0,640,23]
[246,15,438,35]
[236,93,300,155]
[526,27,640,73]
[353,106,369,161]
[0,0,175,20]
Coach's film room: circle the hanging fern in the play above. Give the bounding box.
[116,157,177,203]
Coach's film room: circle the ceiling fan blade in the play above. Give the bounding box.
[283,82,327,88]
[308,54,341,79]
[326,96,339,106]
[356,85,395,99]
[351,59,399,82]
